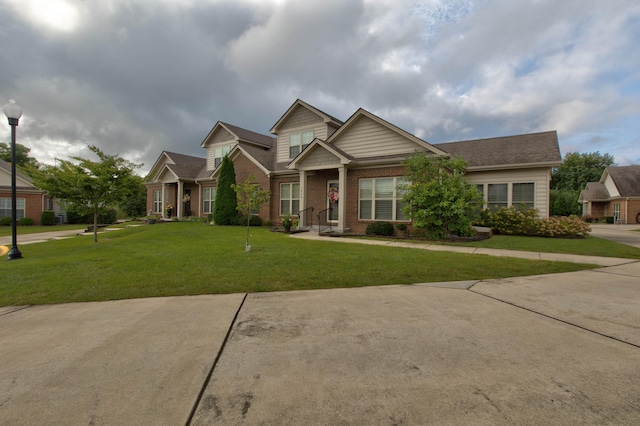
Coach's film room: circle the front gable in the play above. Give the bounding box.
[601,171,621,198]
[328,109,447,159]
[145,152,175,183]
[289,139,352,171]
[0,164,34,188]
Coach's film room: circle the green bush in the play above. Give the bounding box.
[396,223,407,231]
[0,217,12,226]
[365,221,395,236]
[604,216,614,224]
[481,207,591,237]
[41,210,57,226]
[18,217,34,226]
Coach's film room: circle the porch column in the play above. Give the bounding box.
[177,181,184,218]
[162,183,167,218]
[338,166,347,230]
[299,170,307,227]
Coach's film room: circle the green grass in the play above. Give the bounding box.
[0,222,597,306]
[0,224,87,236]
[441,234,640,259]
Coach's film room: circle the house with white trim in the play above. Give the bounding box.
[145,99,562,234]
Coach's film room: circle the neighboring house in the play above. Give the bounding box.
[0,158,56,225]
[579,165,640,224]
[145,99,562,234]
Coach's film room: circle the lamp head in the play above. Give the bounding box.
[3,99,23,121]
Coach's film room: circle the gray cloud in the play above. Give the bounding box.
[1,0,639,174]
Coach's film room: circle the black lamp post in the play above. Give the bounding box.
[3,99,24,260]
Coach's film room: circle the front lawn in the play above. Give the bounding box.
[0,222,596,306]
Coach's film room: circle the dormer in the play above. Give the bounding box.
[270,99,343,164]
[201,121,274,171]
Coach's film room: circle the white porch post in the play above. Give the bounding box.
[177,181,184,218]
[338,166,347,230]
[162,183,167,219]
[299,170,307,227]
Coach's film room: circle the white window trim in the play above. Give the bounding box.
[478,182,536,210]
[358,177,408,221]
[288,129,314,159]
[279,182,300,216]
[152,190,163,214]
[203,187,215,214]
[0,197,26,220]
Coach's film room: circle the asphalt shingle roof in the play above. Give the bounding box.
[606,165,640,197]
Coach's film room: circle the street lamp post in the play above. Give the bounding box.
[3,99,24,260]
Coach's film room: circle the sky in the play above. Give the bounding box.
[1,0,639,175]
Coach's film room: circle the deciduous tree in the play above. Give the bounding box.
[403,153,481,240]
[31,145,142,242]
[232,175,271,250]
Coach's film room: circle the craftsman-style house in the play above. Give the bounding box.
[145,99,562,234]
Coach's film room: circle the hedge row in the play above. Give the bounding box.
[479,207,591,237]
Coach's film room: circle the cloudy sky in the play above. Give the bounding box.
[1,0,639,175]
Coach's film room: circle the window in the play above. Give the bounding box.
[289,130,314,158]
[153,190,162,213]
[512,183,535,209]
[0,197,26,220]
[280,182,300,215]
[359,177,407,221]
[488,184,508,210]
[613,203,621,223]
[214,146,232,168]
[203,187,216,214]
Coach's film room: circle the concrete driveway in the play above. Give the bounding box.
[1,261,639,425]
[589,223,640,248]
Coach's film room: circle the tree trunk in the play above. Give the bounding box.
[93,210,99,243]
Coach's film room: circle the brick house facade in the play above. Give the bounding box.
[0,158,54,225]
[580,165,640,224]
[145,99,562,234]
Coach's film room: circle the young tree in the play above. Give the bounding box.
[403,153,481,240]
[212,155,237,225]
[232,175,271,250]
[31,145,142,242]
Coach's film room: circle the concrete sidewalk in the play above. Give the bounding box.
[1,262,640,425]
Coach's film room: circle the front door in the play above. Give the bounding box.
[327,181,339,222]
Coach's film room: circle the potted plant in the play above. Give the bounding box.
[281,214,293,233]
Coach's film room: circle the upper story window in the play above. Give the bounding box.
[289,130,314,159]
[214,146,232,168]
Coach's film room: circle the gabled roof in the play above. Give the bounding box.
[0,158,39,190]
[435,131,561,170]
[579,182,610,202]
[287,138,354,170]
[211,142,274,179]
[270,99,344,134]
[146,151,206,182]
[326,108,449,156]
[201,121,274,149]
[603,166,640,197]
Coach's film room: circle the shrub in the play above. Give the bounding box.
[41,210,57,226]
[604,216,615,224]
[0,217,12,226]
[18,217,34,226]
[263,219,273,227]
[365,221,395,236]
[396,223,407,232]
[482,207,591,237]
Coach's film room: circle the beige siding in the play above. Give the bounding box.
[277,124,330,164]
[603,175,620,197]
[332,116,420,158]
[205,129,237,171]
[297,146,341,169]
[0,169,31,187]
[279,105,324,131]
[467,168,552,217]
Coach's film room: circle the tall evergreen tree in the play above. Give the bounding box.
[212,155,237,225]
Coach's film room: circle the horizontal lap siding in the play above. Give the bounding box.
[466,168,551,217]
[206,129,236,171]
[333,117,418,158]
[277,123,329,164]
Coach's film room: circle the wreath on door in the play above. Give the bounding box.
[328,187,339,203]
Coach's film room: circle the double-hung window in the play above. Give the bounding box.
[512,183,535,209]
[203,187,216,214]
[280,183,300,215]
[0,197,25,220]
[152,190,163,214]
[289,130,313,158]
[214,146,232,168]
[487,184,508,210]
[359,177,407,221]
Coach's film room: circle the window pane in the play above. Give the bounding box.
[281,184,290,199]
[360,200,372,220]
[302,130,314,144]
[289,133,300,147]
[375,178,394,198]
[488,183,508,210]
[292,200,299,214]
[375,200,393,220]
[396,200,407,220]
[359,179,372,199]
[289,146,300,158]
[292,183,300,200]
[512,183,534,209]
[280,201,290,215]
